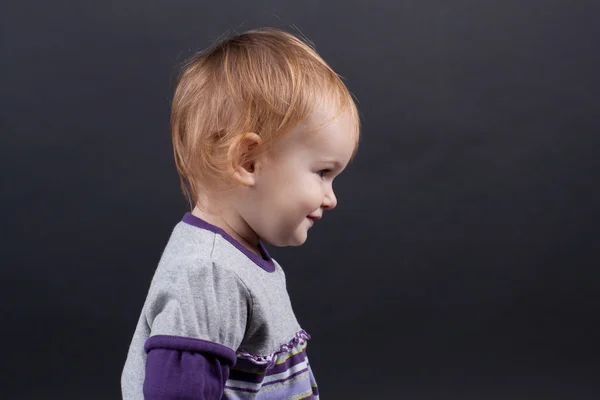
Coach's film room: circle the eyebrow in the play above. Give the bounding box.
[320,159,343,170]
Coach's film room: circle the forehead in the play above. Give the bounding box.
[286,106,356,165]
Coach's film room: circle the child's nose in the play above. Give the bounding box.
[323,189,337,210]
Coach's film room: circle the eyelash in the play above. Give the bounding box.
[317,169,331,179]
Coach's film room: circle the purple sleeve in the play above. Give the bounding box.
[143,335,237,400]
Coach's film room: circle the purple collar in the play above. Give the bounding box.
[181,212,275,273]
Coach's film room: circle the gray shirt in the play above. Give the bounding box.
[121,212,319,399]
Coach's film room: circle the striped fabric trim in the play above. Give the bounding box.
[224,330,319,400]
[236,330,311,364]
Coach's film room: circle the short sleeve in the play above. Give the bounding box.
[145,261,251,349]
[141,262,251,399]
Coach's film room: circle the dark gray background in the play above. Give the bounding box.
[2,0,599,398]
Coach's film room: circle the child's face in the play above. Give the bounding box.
[240,105,356,247]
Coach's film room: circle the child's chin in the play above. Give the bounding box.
[267,225,310,247]
[285,232,309,247]
[292,232,309,246]
[268,233,307,247]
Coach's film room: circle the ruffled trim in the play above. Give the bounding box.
[236,330,311,366]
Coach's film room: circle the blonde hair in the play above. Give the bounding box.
[171,27,361,210]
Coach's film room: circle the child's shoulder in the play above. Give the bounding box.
[155,220,283,283]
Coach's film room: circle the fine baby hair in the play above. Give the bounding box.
[121,26,361,400]
[170,27,360,211]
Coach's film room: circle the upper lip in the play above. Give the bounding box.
[307,215,322,220]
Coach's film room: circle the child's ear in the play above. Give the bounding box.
[227,132,263,187]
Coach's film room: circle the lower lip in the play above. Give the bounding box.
[307,217,314,226]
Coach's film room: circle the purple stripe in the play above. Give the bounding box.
[228,368,265,384]
[266,350,307,375]
[231,357,268,372]
[224,385,260,394]
[226,369,313,400]
[226,366,310,394]
[262,366,309,387]
[267,373,313,400]
[182,212,275,272]
[229,350,307,384]
[144,335,236,366]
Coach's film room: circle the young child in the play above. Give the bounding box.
[121,27,360,399]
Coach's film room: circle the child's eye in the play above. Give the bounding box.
[317,169,331,179]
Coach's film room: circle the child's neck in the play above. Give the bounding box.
[191,206,262,257]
